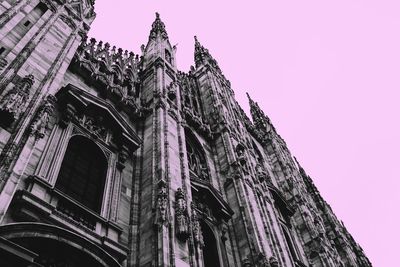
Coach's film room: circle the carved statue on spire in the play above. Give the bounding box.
[149,12,168,40]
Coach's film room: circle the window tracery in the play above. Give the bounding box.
[186,137,209,181]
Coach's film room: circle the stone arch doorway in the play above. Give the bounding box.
[201,221,221,267]
[0,223,121,267]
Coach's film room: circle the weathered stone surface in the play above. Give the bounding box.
[0,4,371,267]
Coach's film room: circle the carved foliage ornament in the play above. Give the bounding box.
[175,188,189,240]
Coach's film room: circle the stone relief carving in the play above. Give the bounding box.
[116,145,130,171]
[235,143,246,166]
[256,252,270,267]
[167,82,176,101]
[269,256,279,267]
[175,188,189,240]
[78,115,108,141]
[0,74,34,126]
[156,180,168,226]
[191,203,204,248]
[59,103,77,128]
[30,94,57,139]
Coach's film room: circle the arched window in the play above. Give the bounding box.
[185,133,209,181]
[55,136,107,213]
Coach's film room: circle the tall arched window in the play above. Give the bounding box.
[55,136,107,213]
[185,133,209,181]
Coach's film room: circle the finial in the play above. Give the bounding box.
[149,12,168,39]
[194,36,201,47]
[246,92,255,104]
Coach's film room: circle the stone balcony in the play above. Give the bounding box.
[11,175,127,262]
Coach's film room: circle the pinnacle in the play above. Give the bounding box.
[149,12,168,40]
[246,92,257,107]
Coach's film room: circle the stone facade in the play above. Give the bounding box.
[0,1,371,267]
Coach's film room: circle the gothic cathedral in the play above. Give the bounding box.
[0,1,371,267]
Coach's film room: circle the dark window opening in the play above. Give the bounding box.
[55,136,107,213]
[37,2,49,14]
[23,20,31,27]
[201,222,221,267]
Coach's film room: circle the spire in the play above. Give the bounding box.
[193,35,220,71]
[149,12,168,40]
[247,92,275,134]
[194,36,205,67]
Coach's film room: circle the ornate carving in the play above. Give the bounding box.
[256,252,270,267]
[235,143,246,165]
[59,103,77,128]
[0,74,34,127]
[269,256,279,267]
[191,204,204,247]
[156,180,168,226]
[116,145,130,171]
[30,94,57,139]
[0,142,17,177]
[73,36,140,114]
[0,58,7,70]
[175,188,189,240]
[242,257,252,267]
[256,163,267,183]
[149,12,168,40]
[167,82,176,101]
[78,115,107,140]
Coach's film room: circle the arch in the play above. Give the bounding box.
[185,129,209,181]
[0,223,121,267]
[200,221,221,267]
[55,135,108,213]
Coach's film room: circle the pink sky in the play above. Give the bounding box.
[89,1,400,266]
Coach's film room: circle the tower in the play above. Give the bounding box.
[0,5,371,267]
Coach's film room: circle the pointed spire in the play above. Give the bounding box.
[149,12,168,40]
[246,92,255,106]
[194,35,205,67]
[193,35,220,70]
[247,93,275,134]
